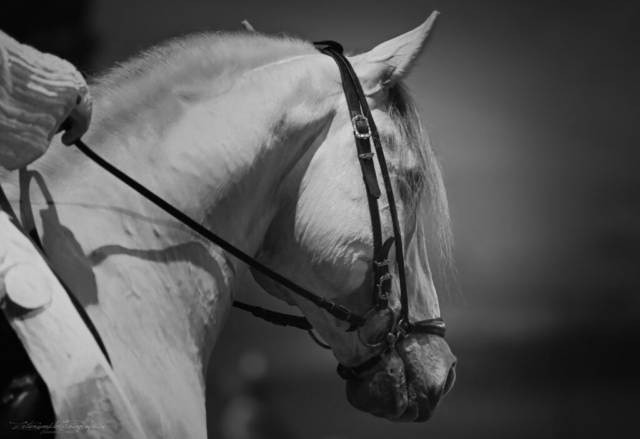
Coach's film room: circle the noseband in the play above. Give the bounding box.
[12,40,446,381]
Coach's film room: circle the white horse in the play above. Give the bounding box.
[2,13,456,437]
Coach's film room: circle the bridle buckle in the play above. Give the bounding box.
[358,152,374,160]
[377,272,393,300]
[352,114,372,139]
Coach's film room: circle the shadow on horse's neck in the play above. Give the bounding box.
[18,140,244,436]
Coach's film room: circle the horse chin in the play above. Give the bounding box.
[344,337,456,422]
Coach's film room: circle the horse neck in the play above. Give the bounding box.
[16,54,332,437]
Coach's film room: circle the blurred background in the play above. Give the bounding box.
[3,0,638,438]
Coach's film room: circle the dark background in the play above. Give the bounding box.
[3,1,639,438]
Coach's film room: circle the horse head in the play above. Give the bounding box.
[251,13,456,422]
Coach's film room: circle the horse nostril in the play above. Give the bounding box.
[442,361,456,397]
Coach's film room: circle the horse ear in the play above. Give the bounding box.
[352,12,439,91]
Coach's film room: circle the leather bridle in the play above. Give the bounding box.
[7,40,446,381]
[311,41,446,379]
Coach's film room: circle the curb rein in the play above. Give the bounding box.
[18,41,447,381]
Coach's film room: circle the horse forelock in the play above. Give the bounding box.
[88,32,316,140]
[386,82,454,285]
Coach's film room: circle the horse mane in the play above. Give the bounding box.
[386,83,455,280]
[88,31,315,140]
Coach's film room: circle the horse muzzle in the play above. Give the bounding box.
[344,335,456,422]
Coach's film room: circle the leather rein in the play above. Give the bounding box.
[9,41,446,380]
